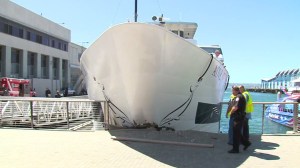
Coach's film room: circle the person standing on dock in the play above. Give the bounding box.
[239,85,254,141]
[228,86,251,153]
[45,88,51,98]
[226,92,236,145]
[55,90,61,98]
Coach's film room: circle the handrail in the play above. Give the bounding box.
[221,101,299,134]
[0,98,107,130]
[254,102,299,134]
[1,98,298,133]
[0,97,100,102]
[253,102,299,105]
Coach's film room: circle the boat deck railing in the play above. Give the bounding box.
[0,97,299,134]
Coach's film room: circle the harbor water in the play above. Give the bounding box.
[220,88,292,134]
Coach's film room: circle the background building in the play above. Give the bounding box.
[0,0,84,96]
[261,68,300,91]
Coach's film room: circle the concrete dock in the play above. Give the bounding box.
[0,129,299,168]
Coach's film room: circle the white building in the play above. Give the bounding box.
[0,0,83,96]
[261,68,300,91]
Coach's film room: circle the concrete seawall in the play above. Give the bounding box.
[248,88,282,94]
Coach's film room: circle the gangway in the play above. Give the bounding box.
[0,97,104,130]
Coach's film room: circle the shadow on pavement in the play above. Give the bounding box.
[109,129,280,168]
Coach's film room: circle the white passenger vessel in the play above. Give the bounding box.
[80,14,229,132]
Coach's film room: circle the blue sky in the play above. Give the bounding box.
[10,0,300,84]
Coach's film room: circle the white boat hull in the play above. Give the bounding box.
[80,23,229,132]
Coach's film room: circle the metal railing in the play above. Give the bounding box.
[221,101,299,134]
[0,98,105,131]
[253,101,299,133]
[1,98,299,134]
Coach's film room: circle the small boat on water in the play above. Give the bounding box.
[265,93,300,128]
[80,2,229,132]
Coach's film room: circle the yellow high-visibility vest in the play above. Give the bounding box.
[242,91,254,113]
[230,94,235,100]
[227,94,236,117]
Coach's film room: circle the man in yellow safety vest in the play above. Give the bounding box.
[239,85,254,141]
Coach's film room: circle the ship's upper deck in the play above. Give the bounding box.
[152,21,198,39]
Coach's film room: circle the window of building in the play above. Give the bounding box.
[41,55,49,79]
[51,40,55,47]
[27,52,37,78]
[28,52,35,65]
[0,22,3,32]
[11,48,21,77]
[4,24,13,35]
[42,36,49,46]
[41,56,48,67]
[18,28,23,38]
[12,26,19,37]
[63,43,67,51]
[0,16,69,52]
[30,32,36,42]
[58,42,62,49]
[26,31,31,40]
[36,34,42,44]
[53,58,58,68]
[52,57,59,79]
[11,49,21,63]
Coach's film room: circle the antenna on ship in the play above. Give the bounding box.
[134,0,138,22]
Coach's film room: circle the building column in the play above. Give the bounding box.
[22,50,28,78]
[4,46,11,77]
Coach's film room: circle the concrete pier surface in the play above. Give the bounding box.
[0,129,299,168]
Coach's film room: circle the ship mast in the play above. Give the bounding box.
[134,0,138,22]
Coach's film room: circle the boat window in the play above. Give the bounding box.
[284,99,295,112]
[200,47,223,55]
[179,31,184,37]
[171,30,178,35]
